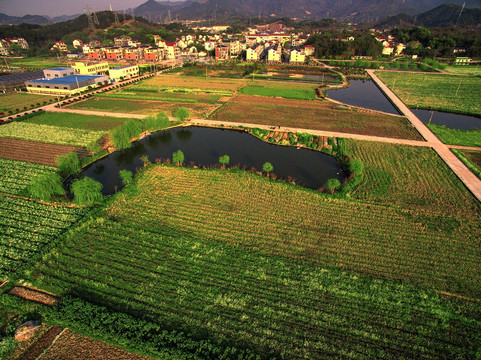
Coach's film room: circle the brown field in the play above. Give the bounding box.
[8,286,58,306]
[140,74,247,91]
[460,149,481,169]
[40,329,152,360]
[0,138,91,166]
[21,326,63,360]
[68,97,218,118]
[211,95,423,140]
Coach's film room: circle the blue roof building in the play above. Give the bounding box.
[25,74,109,95]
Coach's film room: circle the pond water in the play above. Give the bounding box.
[261,72,339,82]
[410,109,481,130]
[73,127,346,195]
[327,79,400,115]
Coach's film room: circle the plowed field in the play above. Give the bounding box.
[0,138,91,166]
[211,95,423,140]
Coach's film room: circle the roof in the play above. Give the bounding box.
[46,67,73,71]
[29,75,104,85]
[111,65,138,70]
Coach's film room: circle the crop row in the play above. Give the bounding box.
[0,158,55,195]
[0,195,87,278]
[31,217,481,359]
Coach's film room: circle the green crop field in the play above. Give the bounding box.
[239,80,318,100]
[96,89,224,104]
[0,159,55,195]
[23,160,481,359]
[0,93,56,114]
[212,95,423,140]
[444,65,480,75]
[0,195,87,279]
[426,124,481,147]
[375,71,481,116]
[2,57,66,70]
[22,111,128,131]
[0,121,105,147]
[452,149,481,179]
[68,97,218,118]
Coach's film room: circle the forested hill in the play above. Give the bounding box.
[376,3,481,27]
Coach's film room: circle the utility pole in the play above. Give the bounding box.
[85,5,95,30]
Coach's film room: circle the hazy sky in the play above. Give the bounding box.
[0,0,184,17]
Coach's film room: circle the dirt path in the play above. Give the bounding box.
[367,69,481,202]
[44,104,146,119]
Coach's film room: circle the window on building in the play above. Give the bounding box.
[37,85,41,88]
[45,86,50,88]
[63,87,68,89]
[55,74,59,77]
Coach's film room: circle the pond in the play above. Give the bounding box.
[410,109,481,130]
[73,126,346,195]
[327,79,400,115]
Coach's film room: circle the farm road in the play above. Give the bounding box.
[367,69,481,202]
[44,104,146,119]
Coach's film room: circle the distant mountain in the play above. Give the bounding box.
[376,3,481,27]
[168,0,481,22]
[134,0,195,22]
[51,14,82,23]
[0,13,50,25]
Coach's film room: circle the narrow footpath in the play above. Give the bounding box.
[367,69,481,202]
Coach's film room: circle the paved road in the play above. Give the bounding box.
[367,69,481,202]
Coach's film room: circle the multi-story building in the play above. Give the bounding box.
[204,41,216,52]
[289,47,305,64]
[304,45,315,56]
[105,47,124,60]
[215,46,229,60]
[4,37,29,49]
[246,44,264,62]
[0,39,9,55]
[114,37,131,47]
[72,39,84,49]
[165,43,180,59]
[144,47,164,61]
[43,67,75,79]
[50,41,68,53]
[124,47,144,61]
[267,44,282,63]
[109,65,139,82]
[74,62,109,75]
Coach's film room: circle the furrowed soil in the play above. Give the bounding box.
[21,326,63,360]
[8,286,58,306]
[39,329,152,360]
[0,138,90,166]
[211,95,423,140]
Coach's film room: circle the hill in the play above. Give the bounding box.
[376,3,481,27]
[0,13,50,25]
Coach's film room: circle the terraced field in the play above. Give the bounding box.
[211,95,423,140]
[25,163,481,359]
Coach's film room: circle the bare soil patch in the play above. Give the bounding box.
[0,138,91,166]
[40,329,152,360]
[211,95,422,140]
[21,326,63,360]
[9,286,59,306]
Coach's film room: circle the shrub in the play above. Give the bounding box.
[124,119,143,138]
[262,162,274,174]
[143,112,170,132]
[172,150,184,165]
[219,155,230,168]
[111,126,131,150]
[71,177,103,205]
[27,173,65,202]
[173,107,191,122]
[119,169,133,186]
[349,158,364,175]
[56,152,81,177]
[326,178,341,194]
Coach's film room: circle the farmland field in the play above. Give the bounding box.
[138,75,246,92]
[2,57,65,70]
[211,94,423,140]
[375,71,481,116]
[444,65,480,75]
[0,121,105,147]
[453,149,481,179]
[0,195,88,279]
[426,124,481,147]
[239,80,318,100]
[0,92,56,115]
[0,137,91,166]
[22,111,128,131]
[68,97,218,118]
[0,159,55,195]
[39,329,152,360]
[24,163,481,359]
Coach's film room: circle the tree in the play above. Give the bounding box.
[173,107,191,122]
[262,162,274,175]
[219,155,230,169]
[119,169,133,186]
[56,152,81,177]
[111,126,131,150]
[172,150,184,165]
[349,159,364,176]
[27,173,65,202]
[326,178,341,194]
[71,177,103,205]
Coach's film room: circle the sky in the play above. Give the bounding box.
[0,0,184,18]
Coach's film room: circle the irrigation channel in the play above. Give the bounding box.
[70,126,346,195]
[328,79,481,130]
